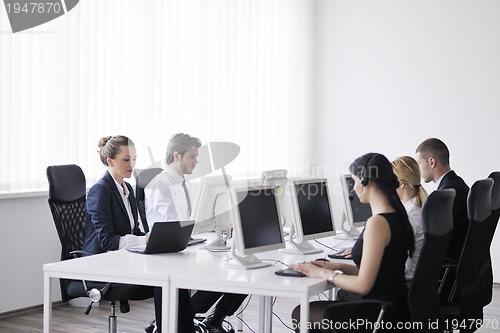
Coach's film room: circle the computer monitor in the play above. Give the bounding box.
[191,175,233,250]
[224,185,285,269]
[283,178,336,254]
[260,169,288,186]
[340,174,372,238]
[260,169,291,230]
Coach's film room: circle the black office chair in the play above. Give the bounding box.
[479,172,500,306]
[47,164,154,333]
[323,189,456,333]
[408,189,455,331]
[133,168,163,233]
[441,178,494,333]
[47,164,87,302]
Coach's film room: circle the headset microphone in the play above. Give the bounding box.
[348,187,355,201]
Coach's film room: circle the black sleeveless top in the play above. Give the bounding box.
[351,212,411,325]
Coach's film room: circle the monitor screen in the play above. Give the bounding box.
[234,186,285,255]
[341,174,372,230]
[294,179,336,241]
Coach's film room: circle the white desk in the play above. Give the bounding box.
[168,246,345,333]
[43,244,228,333]
[43,236,353,333]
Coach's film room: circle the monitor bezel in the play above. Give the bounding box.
[231,184,286,256]
[291,178,337,242]
[340,173,371,229]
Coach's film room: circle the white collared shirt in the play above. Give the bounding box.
[435,170,452,189]
[113,178,135,231]
[110,176,147,249]
[404,197,424,280]
[144,166,197,230]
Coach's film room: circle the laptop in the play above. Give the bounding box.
[127,221,196,254]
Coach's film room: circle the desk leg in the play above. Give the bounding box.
[299,295,310,333]
[168,284,178,333]
[258,296,272,333]
[43,273,52,333]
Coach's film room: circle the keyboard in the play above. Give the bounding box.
[188,237,207,246]
[274,267,306,277]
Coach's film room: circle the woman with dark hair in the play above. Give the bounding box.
[290,153,414,332]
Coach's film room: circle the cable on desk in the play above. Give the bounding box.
[261,259,289,267]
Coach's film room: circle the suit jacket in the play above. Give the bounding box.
[83,171,144,254]
[438,170,470,261]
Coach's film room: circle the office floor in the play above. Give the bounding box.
[0,286,499,332]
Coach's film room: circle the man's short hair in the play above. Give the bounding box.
[166,133,202,164]
[415,138,450,167]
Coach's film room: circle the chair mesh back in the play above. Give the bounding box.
[48,198,86,261]
[46,164,87,301]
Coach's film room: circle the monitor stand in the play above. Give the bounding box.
[206,199,233,251]
[333,211,361,240]
[205,226,231,251]
[281,224,322,255]
[222,237,270,270]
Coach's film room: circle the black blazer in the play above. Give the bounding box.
[438,170,470,261]
[83,171,144,254]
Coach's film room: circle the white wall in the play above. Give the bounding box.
[314,0,500,282]
[0,195,62,313]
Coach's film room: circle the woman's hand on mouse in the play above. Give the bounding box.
[290,260,339,278]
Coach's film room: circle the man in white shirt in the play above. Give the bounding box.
[145,161,197,228]
[145,133,245,333]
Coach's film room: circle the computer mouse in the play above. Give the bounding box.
[315,258,329,262]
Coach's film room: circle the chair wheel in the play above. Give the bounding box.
[144,323,155,333]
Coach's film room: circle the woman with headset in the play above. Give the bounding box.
[290,153,414,332]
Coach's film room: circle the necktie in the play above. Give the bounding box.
[182,180,192,216]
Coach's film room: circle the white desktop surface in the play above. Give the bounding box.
[167,238,353,333]
[43,234,353,333]
[43,240,227,333]
[169,261,330,333]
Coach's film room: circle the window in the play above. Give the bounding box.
[0,0,314,193]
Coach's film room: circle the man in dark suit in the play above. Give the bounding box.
[415,138,470,261]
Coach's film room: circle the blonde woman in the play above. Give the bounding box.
[392,155,428,280]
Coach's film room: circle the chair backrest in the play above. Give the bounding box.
[46,164,87,301]
[479,172,500,305]
[133,168,163,233]
[408,189,455,329]
[455,178,493,322]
